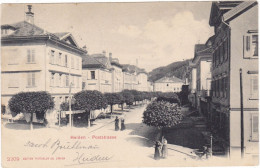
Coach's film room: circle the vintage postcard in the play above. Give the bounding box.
[1,1,259,168]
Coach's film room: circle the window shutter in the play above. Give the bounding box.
[244,35,251,58]
[32,73,35,86]
[32,49,35,63]
[27,73,31,86]
[27,49,31,63]
[252,114,259,141]
[49,50,52,64]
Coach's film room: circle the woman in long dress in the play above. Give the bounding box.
[154,141,162,160]
[121,118,125,131]
[161,137,168,159]
[115,116,119,131]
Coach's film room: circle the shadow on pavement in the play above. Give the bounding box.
[4,122,45,130]
[125,123,159,148]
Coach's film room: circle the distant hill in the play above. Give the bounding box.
[148,59,191,82]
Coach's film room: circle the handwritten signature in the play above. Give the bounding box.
[24,139,99,155]
[71,152,114,165]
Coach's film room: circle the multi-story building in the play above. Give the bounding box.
[209,1,258,158]
[1,5,86,110]
[153,76,184,92]
[137,70,149,91]
[192,42,213,117]
[188,61,197,108]
[82,53,112,93]
[109,54,124,92]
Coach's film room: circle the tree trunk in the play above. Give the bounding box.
[121,103,124,111]
[87,110,90,128]
[30,112,33,130]
[110,105,113,118]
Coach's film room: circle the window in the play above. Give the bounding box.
[71,57,74,69]
[76,58,79,70]
[27,49,35,63]
[6,49,19,65]
[250,74,258,99]
[251,114,259,141]
[66,75,69,87]
[58,53,62,66]
[65,55,68,67]
[50,73,55,87]
[91,71,95,79]
[59,74,62,87]
[252,35,258,56]
[219,45,223,64]
[77,77,79,88]
[50,50,55,64]
[8,73,19,88]
[62,74,66,87]
[213,52,216,68]
[224,40,228,60]
[71,76,74,87]
[211,80,215,97]
[216,47,219,66]
[244,32,258,58]
[27,72,36,87]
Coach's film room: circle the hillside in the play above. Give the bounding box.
[148,59,191,82]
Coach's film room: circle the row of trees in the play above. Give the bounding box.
[8,90,182,129]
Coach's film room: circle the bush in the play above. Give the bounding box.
[143,101,183,128]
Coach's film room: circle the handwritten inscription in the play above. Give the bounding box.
[24,139,99,155]
[72,152,113,165]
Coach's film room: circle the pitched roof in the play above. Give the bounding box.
[53,32,70,39]
[209,1,243,26]
[154,76,184,83]
[223,1,257,23]
[1,21,81,49]
[82,55,105,69]
[122,64,147,74]
[1,21,48,37]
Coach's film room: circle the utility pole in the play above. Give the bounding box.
[239,68,244,158]
[69,81,72,127]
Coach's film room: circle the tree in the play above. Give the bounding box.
[104,93,122,115]
[130,90,143,105]
[8,91,54,130]
[157,92,181,106]
[74,90,106,126]
[143,101,183,135]
[120,90,134,110]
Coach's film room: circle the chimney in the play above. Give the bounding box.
[26,5,34,24]
[102,50,106,56]
[82,45,87,51]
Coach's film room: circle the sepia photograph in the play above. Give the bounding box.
[1,1,259,167]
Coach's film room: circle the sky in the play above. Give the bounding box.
[1,2,214,72]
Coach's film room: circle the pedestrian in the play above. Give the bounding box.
[154,141,162,160]
[121,118,125,131]
[115,116,119,131]
[161,137,168,159]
